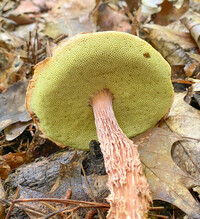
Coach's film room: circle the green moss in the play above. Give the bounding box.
[28,31,173,150]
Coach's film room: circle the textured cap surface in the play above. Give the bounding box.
[26,31,173,150]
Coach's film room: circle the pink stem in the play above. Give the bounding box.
[91,90,152,219]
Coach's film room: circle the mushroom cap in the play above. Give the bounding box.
[26,31,174,150]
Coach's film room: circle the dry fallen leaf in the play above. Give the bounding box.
[0,179,6,218]
[143,24,196,50]
[172,138,200,181]
[2,152,27,169]
[40,14,69,39]
[133,127,200,218]
[165,92,200,139]
[0,152,27,180]
[97,3,131,32]
[51,0,96,36]
[142,24,199,77]
[0,157,11,180]
[4,121,31,141]
[4,1,39,25]
[0,31,26,88]
[8,1,40,15]
[181,10,200,50]
[17,186,52,219]
[151,0,189,25]
[0,80,31,132]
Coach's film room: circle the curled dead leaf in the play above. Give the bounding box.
[133,128,200,218]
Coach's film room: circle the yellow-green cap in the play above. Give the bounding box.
[26,31,174,150]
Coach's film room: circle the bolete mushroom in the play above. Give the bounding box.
[26,31,174,218]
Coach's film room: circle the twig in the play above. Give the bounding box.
[40,201,68,218]
[53,34,69,44]
[149,214,169,218]
[0,199,45,217]
[81,164,105,219]
[44,205,81,219]
[46,40,52,57]
[12,198,110,208]
[5,187,20,219]
[150,207,165,211]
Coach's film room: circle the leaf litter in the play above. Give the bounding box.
[0,0,200,218]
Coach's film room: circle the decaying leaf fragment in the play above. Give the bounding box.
[142,23,199,77]
[181,10,200,50]
[133,128,200,218]
[4,121,31,141]
[161,91,200,184]
[97,3,132,32]
[165,92,200,139]
[0,80,31,132]
[0,152,27,180]
[0,32,26,88]
[143,24,196,50]
[17,186,52,219]
[51,0,96,36]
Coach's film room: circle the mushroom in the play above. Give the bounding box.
[26,31,174,218]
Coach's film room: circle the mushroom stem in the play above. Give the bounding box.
[91,90,152,219]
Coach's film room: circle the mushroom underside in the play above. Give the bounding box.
[27,32,173,150]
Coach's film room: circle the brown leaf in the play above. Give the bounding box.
[41,15,69,39]
[0,179,6,218]
[142,24,199,77]
[0,157,11,180]
[0,32,26,87]
[53,0,96,19]
[143,24,196,51]
[49,0,96,36]
[9,1,41,15]
[125,0,139,12]
[161,91,200,181]
[17,186,52,219]
[2,152,27,170]
[97,3,131,32]
[4,121,31,141]
[4,1,40,25]
[0,80,31,132]
[0,152,27,179]
[181,10,200,50]
[133,128,200,218]
[151,0,189,26]
[165,92,200,139]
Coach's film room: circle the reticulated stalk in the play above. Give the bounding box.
[91,90,152,219]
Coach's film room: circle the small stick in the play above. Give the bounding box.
[1,199,45,217]
[81,164,105,219]
[53,34,69,44]
[12,198,110,208]
[5,187,20,219]
[44,205,81,219]
[150,207,165,210]
[40,201,67,218]
[149,214,169,219]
